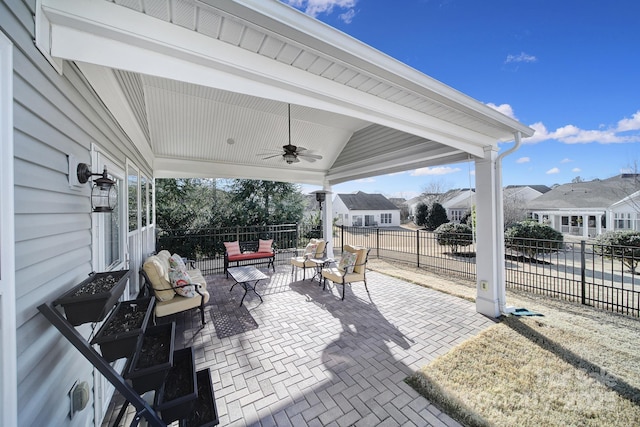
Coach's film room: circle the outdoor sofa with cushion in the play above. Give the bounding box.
[321,244,370,300]
[224,239,275,277]
[290,238,328,280]
[141,250,210,325]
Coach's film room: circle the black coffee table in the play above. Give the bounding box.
[227,266,268,306]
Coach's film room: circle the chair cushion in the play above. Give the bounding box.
[303,242,318,257]
[168,253,187,271]
[321,266,365,284]
[338,251,357,273]
[228,252,274,261]
[258,239,273,252]
[143,256,176,302]
[290,256,316,268]
[314,240,326,258]
[154,289,210,317]
[169,267,196,298]
[224,241,241,256]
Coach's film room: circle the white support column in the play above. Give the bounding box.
[596,214,602,236]
[323,184,334,259]
[474,146,504,318]
[582,215,589,238]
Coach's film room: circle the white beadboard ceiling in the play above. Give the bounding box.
[39,0,534,186]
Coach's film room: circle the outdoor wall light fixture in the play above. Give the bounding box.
[77,163,117,213]
[311,190,331,210]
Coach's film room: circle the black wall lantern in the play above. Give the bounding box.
[77,163,117,213]
[311,190,330,210]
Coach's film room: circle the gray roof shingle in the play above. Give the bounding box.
[337,192,399,210]
[527,175,640,210]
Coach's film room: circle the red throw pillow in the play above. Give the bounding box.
[224,241,241,256]
[258,239,273,253]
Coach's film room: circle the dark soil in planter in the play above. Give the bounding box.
[125,322,175,393]
[102,299,151,335]
[156,347,197,423]
[72,273,120,296]
[91,297,154,362]
[180,368,219,427]
[54,269,130,325]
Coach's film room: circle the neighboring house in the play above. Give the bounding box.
[527,175,640,238]
[440,189,476,223]
[504,185,552,202]
[408,185,549,224]
[388,197,409,222]
[333,192,401,227]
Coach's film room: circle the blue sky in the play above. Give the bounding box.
[284,0,640,199]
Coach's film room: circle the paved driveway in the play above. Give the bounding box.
[105,266,495,426]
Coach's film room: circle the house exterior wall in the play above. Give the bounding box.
[333,198,400,227]
[3,1,153,425]
[608,192,640,231]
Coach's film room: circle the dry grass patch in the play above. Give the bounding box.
[407,316,640,426]
[367,258,640,427]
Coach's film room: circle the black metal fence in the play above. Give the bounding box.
[157,224,640,317]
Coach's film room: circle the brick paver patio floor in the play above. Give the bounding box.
[104,265,495,426]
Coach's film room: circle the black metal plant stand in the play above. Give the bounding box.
[37,301,165,427]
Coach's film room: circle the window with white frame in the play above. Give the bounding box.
[380,213,392,224]
[128,166,138,232]
[92,152,125,271]
[615,212,633,230]
[450,209,464,223]
[141,174,148,227]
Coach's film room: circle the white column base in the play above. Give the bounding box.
[476,294,501,318]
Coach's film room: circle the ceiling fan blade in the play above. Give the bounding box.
[299,156,317,163]
[262,154,282,160]
[295,146,308,152]
[298,153,323,160]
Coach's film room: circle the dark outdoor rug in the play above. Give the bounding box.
[210,303,259,339]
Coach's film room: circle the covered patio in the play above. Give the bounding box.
[36,0,534,318]
[103,265,495,427]
[2,0,535,425]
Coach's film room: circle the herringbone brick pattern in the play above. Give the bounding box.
[103,266,495,426]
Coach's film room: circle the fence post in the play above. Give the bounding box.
[416,229,420,268]
[376,228,380,258]
[581,240,586,305]
[341,225,344,250]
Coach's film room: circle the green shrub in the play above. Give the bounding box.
[435,223,474,254]
[505,221,564,260]
[593,231,640,274]
[427,203,449,230]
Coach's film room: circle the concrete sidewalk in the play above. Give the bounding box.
[104,265,495,426]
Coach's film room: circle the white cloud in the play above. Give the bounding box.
[546,167,560,175]
[339,9,356,23]
[523,111,640,145]
[282,0,357,20]
[516,157,530,164]
[486,103,517,119]
[505,52,537,64]
[617,111,640,132]
[572,167,582,173]
[560,158,572,163]
[411,166,461,176]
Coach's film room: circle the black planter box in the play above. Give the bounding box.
[124,322,175,394]
[155,347,197,423]
[90,297,155,362]
[53,269,130,326]
[180,368,219,427]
